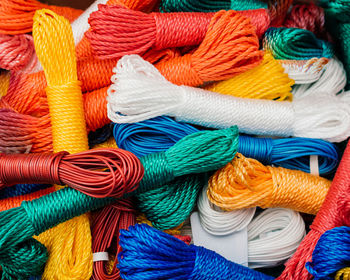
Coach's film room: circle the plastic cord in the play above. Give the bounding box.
[0,149,144,198]
[207,153,331,215]
[113,116,339,175]
[117,223,274,280]
[87,5,269,59]
[108,55,350,142]
[306,226,350,280]
[0,183,51,199]
[198,186,306,268]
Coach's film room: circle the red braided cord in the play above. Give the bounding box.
[87,5,269,59]
[0,148,144,198]
[278,141,350,280]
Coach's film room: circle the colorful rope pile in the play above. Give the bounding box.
[1,0,350,279]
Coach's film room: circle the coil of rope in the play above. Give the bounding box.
[292,58,347,99]
[159,0,268,12]
[263,27,334,60]
[276,142,350,280]
[91,199,136,280]
[0,183,51,199]
[114,116,339,175]
[306,226,350,280]
[207,153,331,215]
[0,126,238,279]
[87,5,269,59]
[136,175,204,230]
[283,3,330,40]
[198,186,306,268]
[108,55,350,143]
[118,223,274,280]
[0,149,143,198]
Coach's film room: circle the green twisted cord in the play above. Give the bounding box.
[263,27,334,60]
[137,175,204,230]
[0,126,239,279]
[339,23,350,88]
[160,0,267,12]
[320,0,350,22]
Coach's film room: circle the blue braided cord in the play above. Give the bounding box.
[0,184,51,199]
[113,117,339,175]
[306,226,350,280]
[118,223,274,280]
[88,123,113,148]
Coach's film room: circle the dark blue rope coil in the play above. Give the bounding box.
[0,184,51,199]
[306,226,350,280]
[113,116,339,175]
[118,223,274,280]
[88,123,113,148]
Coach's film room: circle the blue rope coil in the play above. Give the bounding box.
[306,226,350,280]
[118,223,274,280]
[0,184,51,199]
[113,116,339,175]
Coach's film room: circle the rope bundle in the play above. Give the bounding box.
[207,153,331,215]
[0,183,51,199]
[0,34,35,71]
[198,187,306,268]
[159,0,268,12]
[114,116,339,175]
[263,27,334,60]
[136,175,204,230]
[108,55,350,142]
[0,149,143,198]
[306,226,350,280]
[0,0,82,35]
[0,126,238,279]
[92,199,136,280]
[87,5,269,59]
[278,141,350,280]
[117,223,274,280]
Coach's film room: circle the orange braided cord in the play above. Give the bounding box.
[269,0,293,27]
[0,186,55,211]
[0,0,82,35]
[0,71,10,97]
[207,154,331,215]
[155,10,263,86]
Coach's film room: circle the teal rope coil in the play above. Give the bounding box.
[0,127,239,279]
[159,0,267,12]
[263,27,334,60]
[136,175,204,230]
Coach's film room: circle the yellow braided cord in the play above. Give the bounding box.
[93,137,118,149]
[137,214,184,235]
[207,153,331,215]
[0,71,10,97]
[336,267,350,280]
[32,9,92,280]
[205,52,294,101]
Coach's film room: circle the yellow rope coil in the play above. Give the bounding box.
[336,267,350,280]
[93,137,118,149]
[205,52,294,101]
[33,9,92,280]
[207,153,331,215]
[0,71,10,97]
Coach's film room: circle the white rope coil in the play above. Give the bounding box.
[292,58,347,99]
[107,54,350,142]
[198,186,306,268]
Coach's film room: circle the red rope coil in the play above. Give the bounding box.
[87,5,269,60]
[0,148,144,198]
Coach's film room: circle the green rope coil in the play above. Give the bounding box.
[339,23,350,88]
[159,0,267,12]
[263,27,334,60]
[0,126,239,279]
[320,0,350,22]
[137,175,204,230]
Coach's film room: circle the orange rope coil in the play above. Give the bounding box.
[207,153,331,215]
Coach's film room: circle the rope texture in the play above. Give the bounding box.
[207,153,331,215]
[117,223,274,280]
[0,183,51,199]
[108,54,350,142]
[263,27,334,60]
[87,5,269,59]
[32,9,91,280]
[306,226,350,280]
[136,175,204,230]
